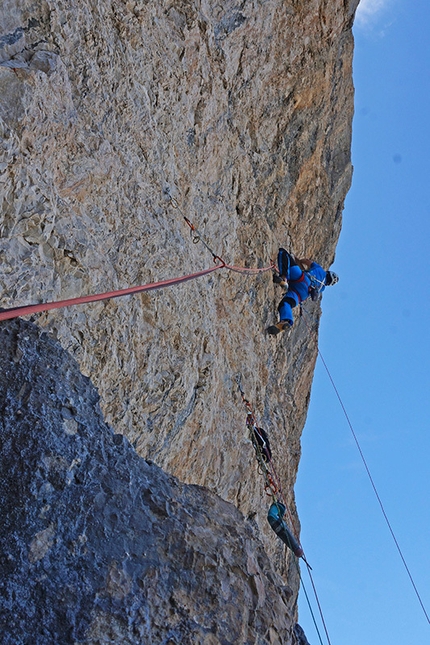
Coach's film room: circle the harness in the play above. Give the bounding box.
[306,271,326,294]
[289,272,311,303]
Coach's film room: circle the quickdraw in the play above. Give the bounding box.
[264,472,278,497]
[170,198,275,275]
[169,195,221,261]
[183,215,221,261]
[237,376,279,496]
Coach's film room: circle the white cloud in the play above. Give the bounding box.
[355,0,391,27]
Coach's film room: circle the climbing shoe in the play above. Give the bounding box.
[273,274,288,288]
[267,321,290,335]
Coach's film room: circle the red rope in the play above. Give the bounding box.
[223,262,275,274]
[0,263,224,322]
[0,256,275,323]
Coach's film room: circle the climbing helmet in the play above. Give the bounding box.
[326,271,339,286]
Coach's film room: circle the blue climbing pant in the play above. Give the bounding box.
[277,249,311,324]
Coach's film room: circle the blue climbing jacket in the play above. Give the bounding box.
[307,261,327,294]
[267,502,304,557]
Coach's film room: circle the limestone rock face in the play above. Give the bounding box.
[0,0,358,641]
[1,317,296,645]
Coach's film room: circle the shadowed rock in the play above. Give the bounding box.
[0,318,300,644]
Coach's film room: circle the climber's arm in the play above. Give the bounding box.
[298,258,312,270]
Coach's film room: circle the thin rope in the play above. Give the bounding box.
[305,561,333,645]
[301,307,430,626]
[318,348,430,626]
[299,565,326,645]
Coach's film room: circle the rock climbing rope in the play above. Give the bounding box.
[0,203,274,322]
[300,305,430,629]
[0,264,224,322]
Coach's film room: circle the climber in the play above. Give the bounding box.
[267,501,304,558]
[267,248,338,335]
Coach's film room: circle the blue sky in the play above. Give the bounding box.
[296,1,430,642]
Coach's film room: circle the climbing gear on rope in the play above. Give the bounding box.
[253,426,272,463]
[267,502,304,557]
[235,376,304,550]
[184,210,276,274]
[183,215,221,263]
[235,376,279,497]
[234,375,335,644]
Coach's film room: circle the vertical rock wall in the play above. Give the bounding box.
[0,0,359,638]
